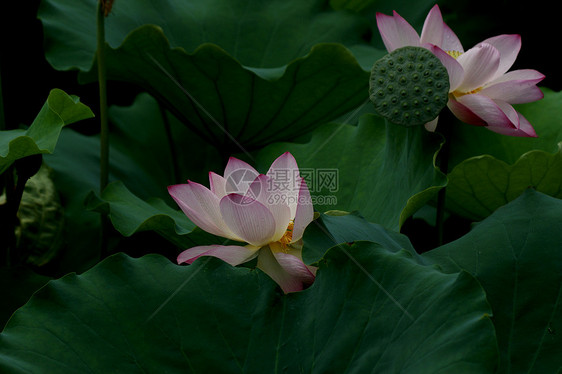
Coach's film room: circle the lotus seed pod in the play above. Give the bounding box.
[369,46,449,127]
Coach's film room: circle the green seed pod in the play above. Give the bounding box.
[369,46,449,127]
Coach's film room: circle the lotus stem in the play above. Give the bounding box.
[435,115,452,247]
[97,0,110,257]
[97,1,109,192]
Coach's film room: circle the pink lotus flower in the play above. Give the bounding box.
[168,152,316,293]
[376,4,463,55]
[377,5,545,137]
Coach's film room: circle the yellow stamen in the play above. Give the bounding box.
[453,86,483,98]
[446,50,463,59]
[278,221,294,250]
[445,50,485,97]
[466,87,482,94]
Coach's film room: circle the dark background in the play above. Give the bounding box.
[3,0,557,253]
[1,0,558,129]
[2,0,559,132]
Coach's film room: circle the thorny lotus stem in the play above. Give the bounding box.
[97,0,110,257]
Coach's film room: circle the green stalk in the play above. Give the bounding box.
[97,0,110,257]
[159,103,180,184]
[436,165,448,246]
[0,68,5,132]
[0,68,13,267]
[97,1,109,192]
[435,114,452,247]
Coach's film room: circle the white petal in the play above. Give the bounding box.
[488,100,537,137]
[481,34,521,79]
[266,152,302,218]
[219,194,277,247]
[424,117,439,132]
[246,174,292,242]
[177,245,260,266]
[447,96,487,127]
[223,157,260,196]
[479,69,545,104]
[257,246,315,293]
[429,45,464,91]
[456,43,500,93]
[291,178,314,242]
[420,5,445,47]
[209,172,228,199]
[456,94,514,128]
[441,23,464,53]
[376,11,420,52]
[168,182,239,240]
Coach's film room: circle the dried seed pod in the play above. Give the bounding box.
[101,0,115,17]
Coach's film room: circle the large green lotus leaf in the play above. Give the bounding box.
[106,93,221,197]
[85,181,194,244]
[448,88,562,168]
[330,0,437,50]
[42,129,103,272]
[423,189,562,373]
[43,93,221,272]
[303,211,418,264]
[331,0,434,19]
[0,266,50,329]
[85,181,228,249]
[257,113,447,230]
[0,89,93,174]
[445,145,562,220]
[78,25,369,150]
[38,0,369,71]
[0,242,497,373]
[435,88,562,220]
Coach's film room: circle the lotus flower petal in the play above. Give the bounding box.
[455,94,515,128]
[456,43,500,93]
[420,5,446,47]
[168,182,239,240]
[257,246,315,293]
[375,5,543,137]
[447,97,487,127]
[291,178,314,243]
[488,100,538,137]
[420,5,463,52]
[481,34,521,79]
[177,244,260,266]
[377,5,462,54]
[209,172,229,199]
[479,69,545,104]
[224,157,259,179]
[219,193,277,247]
[274,252,316,284]
[376,11,420,52]
[223,157,260,196]
[441,23,464,53]
[246,174,292,242]
[267,152,302,217]
[429,45,465,91]
[169,152,316,293]
[424,117,439,132]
